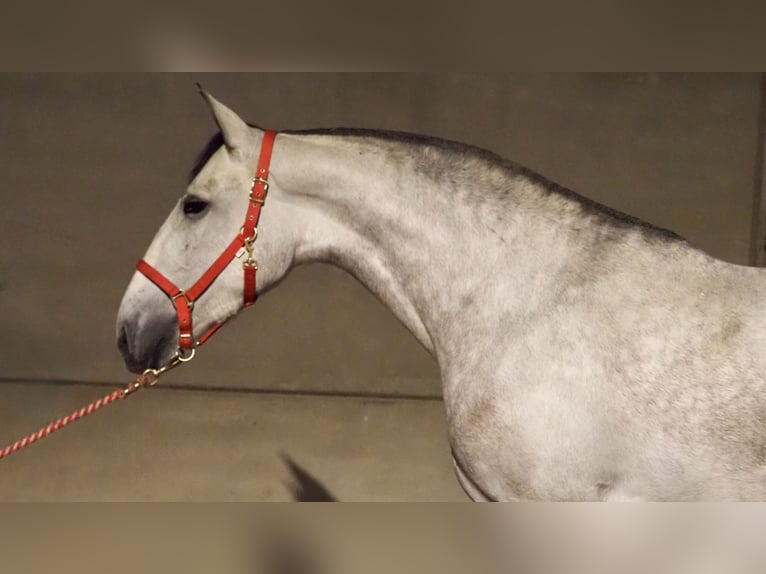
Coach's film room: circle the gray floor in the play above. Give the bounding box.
[0,379,467,501]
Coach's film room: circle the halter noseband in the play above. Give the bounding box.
[136,130,278,360]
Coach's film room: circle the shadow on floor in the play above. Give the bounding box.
[281,453,338,502]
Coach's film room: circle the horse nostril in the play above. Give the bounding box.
[117,324,132,357]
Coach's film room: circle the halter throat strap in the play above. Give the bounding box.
[136,130,278,352]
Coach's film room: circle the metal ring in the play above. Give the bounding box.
[140,369,161,387]
[239,226,258,243]
[177,347,196,363]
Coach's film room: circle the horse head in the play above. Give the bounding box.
[116,93,295,372]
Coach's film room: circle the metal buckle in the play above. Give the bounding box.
[171,290,194,310]
[252,177,269,192]
[250,177,269,204]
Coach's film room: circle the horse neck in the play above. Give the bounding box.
[270,133,574,361]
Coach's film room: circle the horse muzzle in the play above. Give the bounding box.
[116,311,178,373]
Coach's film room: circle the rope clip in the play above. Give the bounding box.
[120,348,195,398]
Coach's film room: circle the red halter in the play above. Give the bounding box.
[136,130,278,356]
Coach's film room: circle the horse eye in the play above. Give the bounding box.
[182,197,209,217]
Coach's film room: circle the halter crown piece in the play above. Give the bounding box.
[136,130,278,361]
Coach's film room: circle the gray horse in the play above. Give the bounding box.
[117,93,766,501]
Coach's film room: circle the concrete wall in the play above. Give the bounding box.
[1,74,761,395]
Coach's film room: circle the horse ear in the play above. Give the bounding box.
[198,88,251,151]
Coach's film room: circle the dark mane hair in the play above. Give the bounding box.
[288,128,682,241]
[188,131,225,183]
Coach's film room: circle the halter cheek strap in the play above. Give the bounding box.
[136,130,277,354]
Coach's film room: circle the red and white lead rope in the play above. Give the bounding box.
[0,388,126,460]
[0,362,174,461]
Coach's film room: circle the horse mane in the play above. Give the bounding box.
[188,131,225,183]
[190,127,683,242]
[291,128,683,242]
